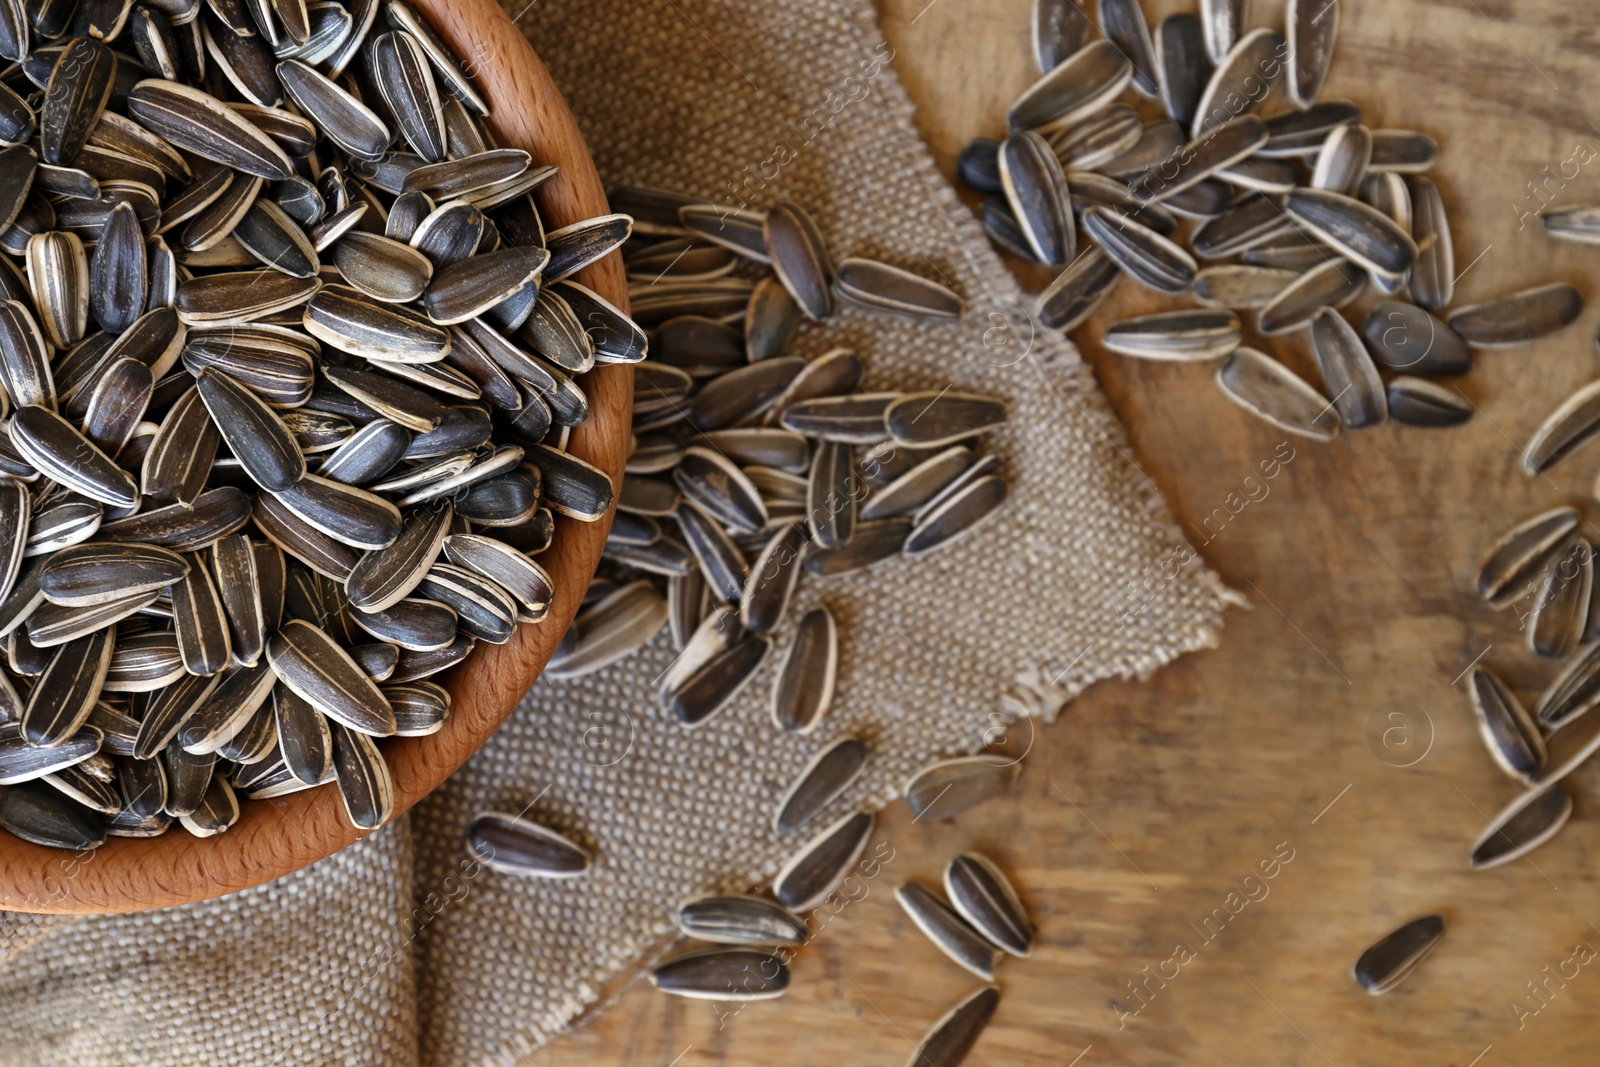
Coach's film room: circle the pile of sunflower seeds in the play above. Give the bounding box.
[540,189,1010,737]
[0,0,633,849]
[640,847,1031,1063]
[955,0,1582,439]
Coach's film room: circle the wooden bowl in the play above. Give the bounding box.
[0,0,630,914]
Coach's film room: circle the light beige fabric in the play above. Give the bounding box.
[0,0,1234,1061]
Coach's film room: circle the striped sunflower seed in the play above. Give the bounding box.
[905,985,1000,1067]
[998,131,1074,266]
[1354,915,1443,994]
[469,811,590,877]
[896,882,1003,980]
[1103,309,1240,362]
[833,257,962,319]
[677,895,808,946]
[1470,785,1570,870]
[945,853,1033,956]
[1082,207,1196,293]
[1308,308,1386,429]
[1386,377,1471,428]
[651,948,789,1001]
[775,736,867,832]
[773,808,873,911]
[1467,666,1545,784]
[905,756,1019,821]
[1216,348,1338,442]
[1010,39,1131,132]
[771,606,837,734]
[1448,283,1583,348]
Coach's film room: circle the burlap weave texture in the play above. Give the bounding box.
[0,0,1233,1061]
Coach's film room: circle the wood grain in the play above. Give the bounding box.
[531,2,1600,1065]
[0,0,631,915]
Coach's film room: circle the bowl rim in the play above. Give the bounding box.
[0,0,632,914]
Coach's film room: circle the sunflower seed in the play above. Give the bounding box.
[469,810,590,876]
[1133,115,1268,205]
[1467,666,1545,783]
[775,735,867,833]
[1354,915,1443,994]
[266,619,395,735]
[140,385,219,506]
[1155,13,1210,131]
[769,606,837,734]
[832,257,963,319]
[1010,39,1132,132]
[13,404,137,507]
[1103,309,1240,362]
[322,719,389,830]
[773,808,873,911]
[21,627,114,746]
[906,756,1020,821]
[1470,784,1571,870]
[897,882,1003,980]
[1083,207,1196,293]
[1449,283,1582,348]
[742,522,809,636]
[1530,537,1592,659]
[998,131,1074,266]
[677,895,808,946]
[379,680,446,736]
[651,947,788,1001]
[1477,507,1580,609]
[1216,347,1339,441]
[0,722,100,784]
[545,581,667,680]
[1192,28,1285,133]
[171,561,230,675]
[1191,265,1298,308]
[905,474,1008,555]
[1385,377,1469,428]
[178,660,276,754]
[1307,307,1385,429]
[858,447,970,520]
[1286,0,1337,107]
[673,502,747,605]
[0,780,105,848]
[1356,301,1469,377]
[348,597,457,651]
[945,853,1033,957]
[1311,123,1369,196]
[906,985,1000,1067]
[25,230,88,349]
[1256,257,1365,335]
[663,626,769,727]
[1095,0,1158,97]
[39,543,188,608]
[193,366,305,492]
[1525,380,1600,475]
[1033,0,1090,72]
[957,138,1003,194]
[1287,188,1416,278]
[1367,129,1437,173]
[1036,245,1120,330]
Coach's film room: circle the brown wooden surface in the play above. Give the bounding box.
[0,0,631,914]
[531,1,1600,1064]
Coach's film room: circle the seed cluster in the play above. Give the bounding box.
[0,0,633,848]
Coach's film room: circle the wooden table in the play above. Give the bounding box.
[538,2,1600,1063]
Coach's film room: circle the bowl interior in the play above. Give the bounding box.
[0,0,630,914]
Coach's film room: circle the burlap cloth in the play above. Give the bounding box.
[0,0,1239,1062]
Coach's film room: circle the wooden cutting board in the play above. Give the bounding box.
[542,2,1600,1063]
